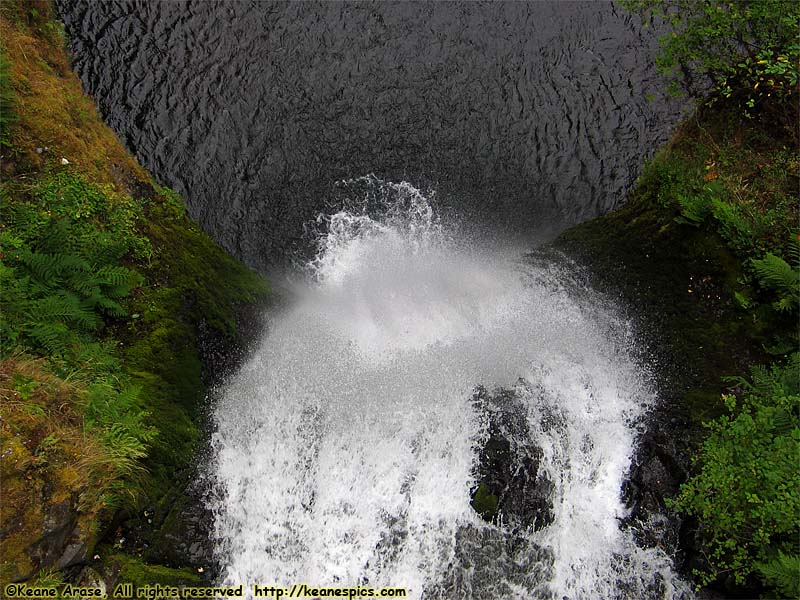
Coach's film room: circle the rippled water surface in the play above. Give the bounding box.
[56,1,684,268]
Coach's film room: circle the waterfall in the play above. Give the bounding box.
[208,177,692,599]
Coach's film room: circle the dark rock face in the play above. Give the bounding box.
[0,426,97,582]
[31,498,88,574]
[620,408,730,600]
[622,413,688,555]
[110,308,271,577]
[470,385,554,532]
[55,1,685,270]
[116,475,217,576]
[429,525,553,599]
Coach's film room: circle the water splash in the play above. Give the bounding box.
[209,178,692,599]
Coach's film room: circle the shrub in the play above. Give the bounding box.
[621,1,800,123]
[672,355,800,592]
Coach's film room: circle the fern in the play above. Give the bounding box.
[32,220,70,254]
[85,295,126,318]
[675,355,800,588]
[788,239,800,268]
[755,553,800,598]
[21,251,91,285]
[751,252,800,313]
[95,265,137,286]
[27,322,72,355]
[9,247,141,354]
[675,193,711,226]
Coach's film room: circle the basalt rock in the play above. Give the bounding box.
[0,439,95,582]
[621,398,696,567]
[470,385,554,532]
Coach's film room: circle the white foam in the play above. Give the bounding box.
[209,177,692,599]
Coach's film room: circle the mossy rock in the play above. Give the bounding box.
[471,483,499,521]
[0,5,269,583]
[93,549,205,589]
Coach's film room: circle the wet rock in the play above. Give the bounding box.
[470,385,554,532]
[56,528,90,569]
[75,566,107,596]
[2,486,92,582]
[621,401,694,560]
[32,502,94,574]
[430,524,552,599]
[119,474,216,575]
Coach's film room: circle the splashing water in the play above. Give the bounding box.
[209,178,692,599]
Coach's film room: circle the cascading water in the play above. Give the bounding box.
[209,178,692,599]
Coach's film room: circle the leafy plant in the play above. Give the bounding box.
[672,355,800,591]
[751,241,800,314]
[1,172,150,357]
[671,179,791,259]
[755,552,800,599]
[80,380,157,509]
[1,246,142,356]
[621,1,800,122]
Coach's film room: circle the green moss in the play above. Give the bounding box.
[554,102,797,404]
[0,7,269,585]
[556,186,763,400]
[97,549,204,587]
[555,99,798,596]
[117,184,268,507]
[471,483,499,522]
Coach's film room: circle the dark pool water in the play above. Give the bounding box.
[56,1,685,270]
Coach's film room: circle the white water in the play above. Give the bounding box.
[209,178,692,599]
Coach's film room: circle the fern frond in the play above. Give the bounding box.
[21,251,58,283]
[755,552,800,598]
[67,273,102,297]
[34,220,70,254]
[54,254,91,274]
[21,252,91,284]
[787,237,800,270]
[675,193,710,226]
[27,294,81,321]
[102,285,134,299]
[27,322,71,354]
[751,253,800,313]
[27,294,101,330]
[87,236,127,266]
[82,295,127,318]
[94,266,141,288]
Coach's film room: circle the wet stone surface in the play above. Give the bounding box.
[470,385,554,532]
[55,1,684,270]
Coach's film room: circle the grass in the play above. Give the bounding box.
[0,0,148,186]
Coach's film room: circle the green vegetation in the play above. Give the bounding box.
[622,0,799,126]
[471,483,500,522]
[1,172,149,357]
[0,1,268,584]
[574,1,800,595]
[559,102,799,595]
[751,245,800,317]
[756,552,800,599]
[671,356,800,589]
[95,549,204,588]
[1,50,16,145]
